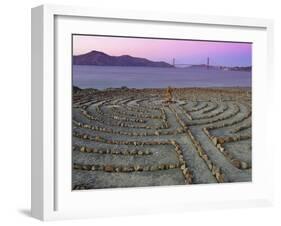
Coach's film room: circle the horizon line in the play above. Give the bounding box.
[73,49,252,68]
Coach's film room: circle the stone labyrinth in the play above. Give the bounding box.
[72,88,252,190]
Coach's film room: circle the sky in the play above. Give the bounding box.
[73,35,252,67]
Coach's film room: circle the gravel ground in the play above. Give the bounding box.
[72,87,252,189]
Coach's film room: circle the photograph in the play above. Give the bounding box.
[72,34,252,190]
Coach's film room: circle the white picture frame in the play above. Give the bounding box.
[31,4,274,221]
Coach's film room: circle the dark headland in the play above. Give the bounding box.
[73,50,173,67]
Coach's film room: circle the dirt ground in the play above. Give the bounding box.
[72,87,252,189]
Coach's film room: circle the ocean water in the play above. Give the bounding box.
[73,65,252,89]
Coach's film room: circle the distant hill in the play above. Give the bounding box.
[73,50,173,67]
[73,86,81,93]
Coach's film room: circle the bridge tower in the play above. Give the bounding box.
[173,58,175,66]
[207,57,210,70]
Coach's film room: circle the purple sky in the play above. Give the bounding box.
[73,35,252,67]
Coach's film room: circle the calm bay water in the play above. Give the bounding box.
[73,65,251,89]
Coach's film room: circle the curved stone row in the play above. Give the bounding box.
[73,141,193,184]
[160,107,169,129]
[124,104,155,113]
[203,128,251,170]
[73,144,152,155]
[73,131,174,146]
[170,140,193,184]
[80,109,164,129]
[205,107,251,130]
[134,97,150,105]
[75,99,104,108]
[190,101,199,108]
[179,105,193,120]
[188,102,209,112]
[111,107,162,119]
[200,102,218,114]
[189,101,219,116]
[192,104,228,120]
[231,123,251,133]
[119,97,136,105]
[214,134,251,144]
[95,104,146,123]
[74,94,112,107]
[82,102,170,129]
[73,119,183,136]
[108,106,169,129]
[188,103,240,126]
[73,163,180,173]
[186,129,224,183]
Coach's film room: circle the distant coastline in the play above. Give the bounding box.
[73,50,251,71]
[73,85,251,92]
[188,64,251,72]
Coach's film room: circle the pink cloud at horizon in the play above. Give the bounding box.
[73,35,252,67]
